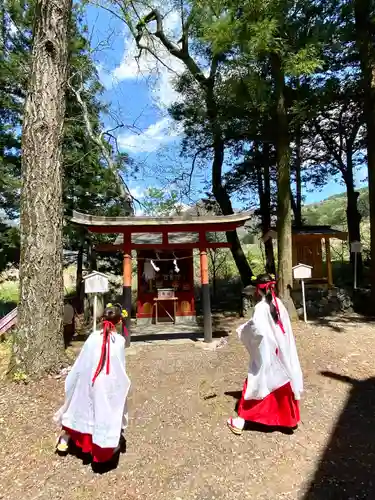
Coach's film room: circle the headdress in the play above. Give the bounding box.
[251,274,285,333]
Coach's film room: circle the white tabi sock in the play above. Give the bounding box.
[231,417,245,430]
[59,431,70,445]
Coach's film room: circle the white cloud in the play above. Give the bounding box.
[129,184,145,200]
[118,116,182,153]
[128,184,145,215]
[109,9,185,153]
[96,63,115,90]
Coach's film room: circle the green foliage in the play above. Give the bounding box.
[0,0,133,275]
[12,368,28,384]
[0,223,19,272]
[285,46,323,77]
[303,188,370,228]
[142,188,183,216]
[0,281,19,304]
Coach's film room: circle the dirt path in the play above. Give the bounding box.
[1,315,375,500]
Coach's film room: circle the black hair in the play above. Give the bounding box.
[103,303,122,325]
[255,273,279,325]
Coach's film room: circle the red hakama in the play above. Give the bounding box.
[62,426,116,463]
[237,380,300,428]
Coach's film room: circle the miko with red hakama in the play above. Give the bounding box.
[228,285,303,435]
[54,322,130,462]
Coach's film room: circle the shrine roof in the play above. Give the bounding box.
[71,210,252,233]
[115,232,199,245]
[262,225,348,242]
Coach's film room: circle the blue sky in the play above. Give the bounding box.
[84,3,368,210]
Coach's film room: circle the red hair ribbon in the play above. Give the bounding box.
[92,320,115,385]
[256,281,285,334]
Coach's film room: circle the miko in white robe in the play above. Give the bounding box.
[227,275,303,435]
[54,305,130,462]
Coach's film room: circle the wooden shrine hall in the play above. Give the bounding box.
[71,210,251,345]
[262,225,348,287]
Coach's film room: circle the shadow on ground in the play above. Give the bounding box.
[66,324,231,348]
[303,371,375,499]
[308,315,375,333]
[130,330,229,343]
[60,435,127,475]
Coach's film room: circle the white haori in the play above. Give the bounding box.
[54,330,131,449]
[236,297,303,401]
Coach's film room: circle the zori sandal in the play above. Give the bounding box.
[227,417,243,436]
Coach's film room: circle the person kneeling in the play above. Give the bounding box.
[54,303,130,462]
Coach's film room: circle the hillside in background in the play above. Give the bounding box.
[302,187,370,229]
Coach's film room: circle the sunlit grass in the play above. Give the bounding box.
[0,281,19,305]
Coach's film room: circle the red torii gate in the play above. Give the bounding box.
[71,210,251,345]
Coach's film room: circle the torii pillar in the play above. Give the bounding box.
[122,233,132,347]
[199,232,212,343]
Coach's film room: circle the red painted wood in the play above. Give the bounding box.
[162,231,168,246]
[95,241,231,252]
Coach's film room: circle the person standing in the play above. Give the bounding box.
[227,274,303,435]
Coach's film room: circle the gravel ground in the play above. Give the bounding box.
[1,314,375,500]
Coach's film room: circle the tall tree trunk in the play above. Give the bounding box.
[344,162,363,280]
[290,188,298,222]
[206,83,253,286]
[295,125,303,226]
[271,54,296,317]
[11,0,72,377]
[87,238,97,272]
[354,0,375,298]
[76,243,84,314]
[256,144,276,274]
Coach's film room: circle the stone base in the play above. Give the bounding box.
[136,315,197,326]
[175,315,197,324]
[135,316,153,326]
[292,286,354,317]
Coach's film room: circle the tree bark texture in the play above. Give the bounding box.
[256,145,276,274]
[271,54,296,317]
[344,162,363,278]
[295,125,303,226]
[11,0,72,377]
[205,77,253,286]
[354,0,375,297]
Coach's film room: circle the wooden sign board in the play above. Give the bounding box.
[83,271,109,294]
[350,241,362,253]
[292,263,313,280]
[158,288,175,299]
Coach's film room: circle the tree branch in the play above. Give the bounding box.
[187,145,212,193]
[135,8,208,88]
[314,119,346,173]
[67,72,136,210]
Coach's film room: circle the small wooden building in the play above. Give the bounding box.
[71,210,252,344]
[262,225,348,287]
[114,232,197,325]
